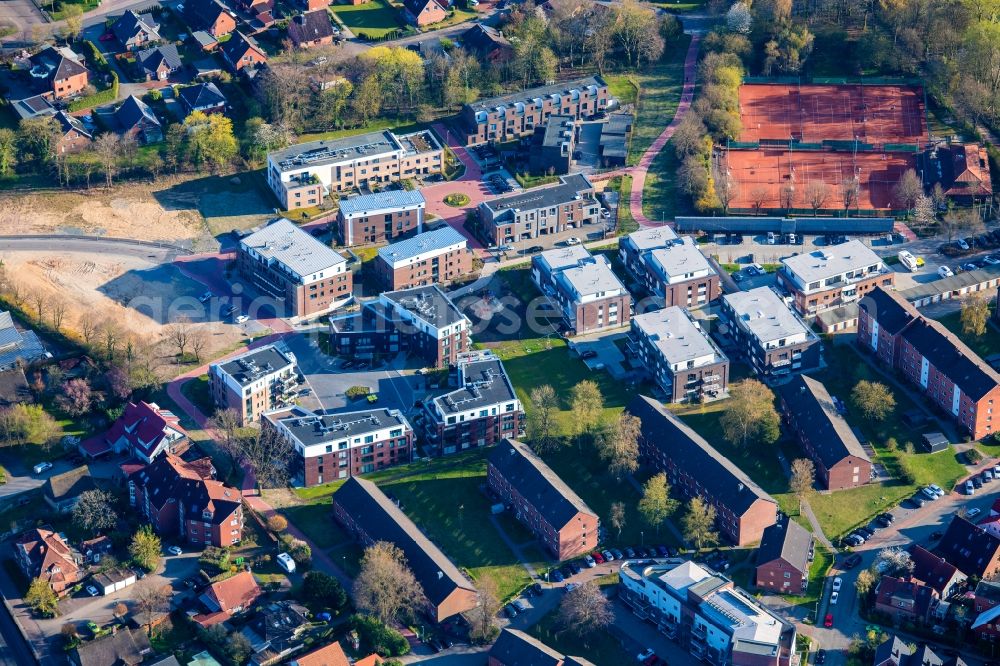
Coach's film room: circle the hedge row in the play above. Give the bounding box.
[68,71,119,112]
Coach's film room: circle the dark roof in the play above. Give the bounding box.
[185,0,230,30]
[488,629,563,666]
[933,515,1000,578]
[487,439,597,531]
[111,10,160,44]
[129,453,241,524]
[0,367,29,407]
[54,110,92,140]
[875,575,940,620]
[43,465,96,503]
[777,375,871,469]
[137,44,182,75]
[873,635,910,666]
[757,518,811,574]
[333,477,475,608]
[383,284,468,330]
[288,10,334,44]
[113,95,161,132]
[480,174,595,218]
[74,627,151,666]
[214,345,295,387]
[432,358,518,417]
[627,395,777,516]
[900,316,1000,401]
[858,286,920,336]
[222,31,264,65]
[404,0,446,17]
[178,81,226,111]
[468,75,605,114]
[460,23,511,58]
[910,544,965,596]
[29,46,90,85]
[265,405,411,447]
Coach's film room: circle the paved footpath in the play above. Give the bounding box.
[628,33,701,228]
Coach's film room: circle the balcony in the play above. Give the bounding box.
[701,374,721,383]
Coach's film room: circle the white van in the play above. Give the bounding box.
[276,552,296,574]
[898,250,918,272]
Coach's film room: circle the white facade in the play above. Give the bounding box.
[780,241,886,295]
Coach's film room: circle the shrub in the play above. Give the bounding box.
[345,385,371,399]
[885,437,898,452]
[266,515,288,533]
[443,193,470,207]
[351,614,410,657]
[966,448,984,464]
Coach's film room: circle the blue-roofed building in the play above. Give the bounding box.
[0,312,48,371]
[336,189,426,247]
[375,226,473,290]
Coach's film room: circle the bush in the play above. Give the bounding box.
[966,448,984,465]
[68,72,119,112]
[266,515,288,533]
[345,385,371,399]
[302,571,348,612]
[351,615,410,657]
[443,193,470,207]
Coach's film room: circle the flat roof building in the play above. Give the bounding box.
[628,307,729,403]
[478,174,601,248]
[777,240,893,315]
[237,218,352,318]
[532,245,631,335]
[375,226,474,291]
[209,344,299,425]
[336,190,427,247]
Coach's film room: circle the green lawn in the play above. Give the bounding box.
[179,374,214,417]
[799,545,833,609]
[627,35,691,165]
[642,140,685,223]
[614,175,638,235]
[938,309,1000,358]
[298,119,424,145]
[529,606,633,665]
[331,0,403,38]
[605,75,639,107]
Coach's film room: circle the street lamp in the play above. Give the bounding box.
[640,531,644,545]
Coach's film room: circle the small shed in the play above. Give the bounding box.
[922,432,949,454]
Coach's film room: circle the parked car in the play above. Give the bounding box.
[592,551,605,564]
[568,561,582,575]
[957,238,970,250]
[565,237,581,246]
[584,555,596,568]
[580,350,598,360]
[316,612,332,622]
[816,650,827,664]
[929,484,944,496]
[830,591,839,605]
[824,613,834,628]
[550,569,564,582]
[974,476,984,489]
[167,545,183,556]
[602,550,614,562]
[922,486,940,500]
[86,585,99,596]
[967,480,976,495]
[994,464,1000,476]
[968,507,982,519]
[611,548,624,560]
[910,495,926,508]
[656,545,670,557]
[938,265,955,278]
[624,547,636,559]
[32,462,53,475]
[505,604,519,618]
[512,599,528,612]
[566,582,579,592]
[531,583,543,596]
[832,577,842,592]
[842,554,862,569]
[198,291,212,303]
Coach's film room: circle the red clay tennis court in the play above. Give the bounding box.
[723,149,918,211]
[738,83,926,146]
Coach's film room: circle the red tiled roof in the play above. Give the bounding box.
[83,401,186,459]
[16,527,80,587]
[129,453,241,524]
[354,655,385,666]
[291,641,352,666]
[191,610,231,628]
[204,571,260,614]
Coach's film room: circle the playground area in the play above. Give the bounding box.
[737,83,927,147]
[722,148,917,211]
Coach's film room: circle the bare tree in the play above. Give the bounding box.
[133,581,171,628]
[166,317,192,362]
[780,184,796,211]
[893,168,923,212]
[467,576,501,644]
[5,280,24,309]
[841,178,860,214]
[713,164,737,214]
[240,425,295,488]
[97,319,121,361]
[210,408,243,455]
[353,541,425,625]
[30,290,46,324]
[749,186,769,215]
[94,133,119,188]
[609,501,626,538]
[804,181,832,215]
[80,318,97,347]
[190,328,208,364]
[556,582,613,643]
[50,298,67,332]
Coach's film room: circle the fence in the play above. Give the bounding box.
[742,75,924,87]
[727,207,898,218]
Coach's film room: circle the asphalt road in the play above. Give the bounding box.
[0,600,35,666]
[0,236,185,261]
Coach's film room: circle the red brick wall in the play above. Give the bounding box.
[52,71,88,99]
[573,294,630,334]
[378,248,475,291]
[660,274,721,308]
[792,273,895,315]
[336,209,422,246]
[212,14,237,36]
[755,559,805,595]
[301,432,413,486]
[736,499,778,546]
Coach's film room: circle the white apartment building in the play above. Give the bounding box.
[777,240,894,315]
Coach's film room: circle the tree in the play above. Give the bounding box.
[912,194,936,231]
[129,525,162,572]
[855,568,877,598]
[113,602,128,621]
[105,365,131,401]
[893,168,923,212]
[267,515,288,533]
[720,379,781,447]
[569,380,603,442]
[184,111,238,172]
[468,577,501,644]
[851,380,896,422]
[94,133,120,188]
[210,408,243,458]
[713,164,737,214]
[613,0,665,69]
[599,412,641,480]
[233,424,295,488]
[789,458,815,513]
[0,403,60,447]
[61,5,83,40]
[353,541,425,625]
[609,501,626,538]
[302,571,348,612]
[72,489,118,534]
[556,582,613,641]
[18,116,59,166]
[683,497,718,550]
[190,328,208,364]
[638,472,678,534]
[749,186,770,214]
[780,183,796,211]
[527,384,560,451]
[0,128,17,177]
[875,547,913,577]
[226,633,253,666]
[25,578,58,616]
[57,378,93,416]
[49,297,67,333]
[726,2,753,33]
[134,581,170,626]
[961,294,990,337]
[841,178,860,213]
[941,208,984,243]
[804,180,832,215]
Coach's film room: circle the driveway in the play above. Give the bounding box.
[568,331,630,379]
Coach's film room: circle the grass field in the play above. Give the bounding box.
[938,308,1000,359]
[180,374,213,417]
[331,0,403,38]
[627,35,690,165]
[641,140,686,223]
[529,606,633,664]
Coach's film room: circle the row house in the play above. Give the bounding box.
[755,518,812,596]
[972,580,1000,642]
[79,400,187,462]
[874,636,967,666]
[777,375,873,490]
[628,307,729,403]
[460,76,609,146]
[619,230,720,308]
[528,115,575,176]
[332,477,478,623]
[422,353,522,455]
[858,286,1000,440]
[628,395,777,545]
[128,453,244,549]
[478,173,601,248]
[487,439,599,561]
[777,240,893,316]
[910,545,966,599]
[374,226,474,291]
[336,190,426,247]
[267,130,443,210]
[330,285,470,368]
[531,245,631,335]
[237,218,352,319]
[263,405,414,486]
[14,527,82,596]
[619,560,796,666]
[719,287,822,380]
[209,344,300,425]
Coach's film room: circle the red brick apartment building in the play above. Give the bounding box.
[618,229,720,309]
[628,395,778,545]
[422,353,523,455]
[333,477,478,623]
[487,439,599,561]
[875,576,940,625]
[478,174,602,248]
[128,453,243,549]
[777,240,894,316]
[13,528,82,596]
[336,190,426,247]
[29,46,90,100]
[237,218,352,319]
[858,287,1000,440]
[209,344,299,425]
[460,76,609,146]
[375,226,474,291]
[755,519,812,595]
[777,375,873,490]
[531,245,631,335]
[263,405,414,486]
